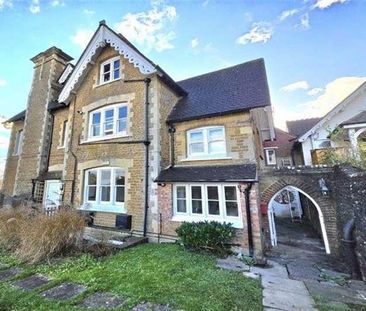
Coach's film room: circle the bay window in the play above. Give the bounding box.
[173,184,242,228]
[88,104,127,140]
[187,126,226,158]
[84,167,125,212]
[100,56,121,84]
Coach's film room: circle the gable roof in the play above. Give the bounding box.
[5,110,26,123]
[58,21,185,104]
[286,118,321,138]
[297,81,366,142]
[167,58,271,123]
[155,164,257,182]
[341,110,366,126]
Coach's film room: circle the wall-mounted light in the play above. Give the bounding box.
[158,182,166,187]
[319,178,330,196]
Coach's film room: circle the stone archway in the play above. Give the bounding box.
[260,170,339,256]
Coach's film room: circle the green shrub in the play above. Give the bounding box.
[175,221,236,256]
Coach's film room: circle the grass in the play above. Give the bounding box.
[0,243,262,311]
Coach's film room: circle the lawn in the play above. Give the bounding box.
[0,243,262,311]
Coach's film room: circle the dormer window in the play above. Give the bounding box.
[187,126,226,159]
[100,56,121,84]
[88,103,127,140]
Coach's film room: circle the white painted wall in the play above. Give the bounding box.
[300,87,366,165]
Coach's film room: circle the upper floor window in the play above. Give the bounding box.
[88,104,127,140]
[84,167,125,212]
[265,148,276,165]
[100,56,121,84]
[60,120,68,148]
[14,129,23,156]
[187,126,226,158]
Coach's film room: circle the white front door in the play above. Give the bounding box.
[268,205,277,247]
[43,180,62,208]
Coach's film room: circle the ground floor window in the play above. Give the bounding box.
[173,183,242,228]
[83,167,125,212]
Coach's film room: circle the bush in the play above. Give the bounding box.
[176,221,236,256]
[16,208,85,264]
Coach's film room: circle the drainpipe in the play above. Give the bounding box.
[69,94,78,204]
[244,182,254,257]
[168,126,175,167]
[342,218,360,278]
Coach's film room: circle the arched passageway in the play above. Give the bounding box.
[268,186,330,254]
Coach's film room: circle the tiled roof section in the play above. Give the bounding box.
[342,111,366,126]
[167,59,271,123]
[155,164,257,182]
[5,110,26,123]
[286,118,321,138]
[262,128,296,157]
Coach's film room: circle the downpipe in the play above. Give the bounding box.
[341,218,360,278]
[244,182,254,257]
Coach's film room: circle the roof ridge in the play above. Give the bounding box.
[177,58,264,83]
[286,117,321,123]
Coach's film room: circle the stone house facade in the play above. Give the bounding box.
[2,21,274,257]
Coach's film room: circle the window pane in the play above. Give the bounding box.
[88,171,97,185]
[116,186,125,202]
[190,131,203,142]
[103,63,110,73]
[226,202,239,217]
[225,187,237,201]
[191,186,202,199]
[208,141,225,154]
[119,106,127,118]
[209,128,223,140]
[208,201,220,215]
[105,109,114,119]
[192,200,202,214]
[113,69,120,80]
[115,170,125,185]
[104,109,114,133]
[190,142,204,153]
[101,170,111,185]
[92,112,101,124]
[113,59,120,69]
[207,186,219,200]
[88,186,96,201]
[176,186,186,199]
[177,200,186,213]
[103,72,110,82]
[101,186,111,202]
[118,119,127,132]
[92,124,100,136]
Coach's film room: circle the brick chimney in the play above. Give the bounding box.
[14,47,73,196]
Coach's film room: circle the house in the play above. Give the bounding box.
[287,82,366,165]
[1,21,274,257]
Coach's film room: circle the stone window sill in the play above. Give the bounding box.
[171,215,243,229]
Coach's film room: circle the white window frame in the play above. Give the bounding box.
[99,56,121,85]
[265,148,277,166]
[186,126,227,160]
[172,183,242,228]
[88,103,128,141]
[13,129,23,156]
[59,120,68,148]
[82,167,126,213]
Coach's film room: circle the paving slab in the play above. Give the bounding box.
[80,292,124,309]
[13,274,50,291]
[262,275,308,295]
[132,302,174,311]
[263,288,317,311]
[216,256,250,272]
[305,280,366,306]
[0,267,23,281]
[41,282,86,300]
[242,271,261,280]
[251,261,288,279]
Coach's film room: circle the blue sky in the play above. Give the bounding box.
[0,0,366,172]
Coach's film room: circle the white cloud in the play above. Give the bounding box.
[281,80,310,92]
[300,13,310,29]
[236,22,273,45]
[190,38,199,48]
[71,29,94,49]
[0,79,6,87]
[307,87,323,96]
[50,0,65,7]
[313,0,348,9]
[114,1,177,52]
[29,0,40,13]
[0,0,12,10]
[279,9,299,21]
[83,8,95,15]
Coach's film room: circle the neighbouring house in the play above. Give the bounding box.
[287,82,366,165]
[1,21,275,257]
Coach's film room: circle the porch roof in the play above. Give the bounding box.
[341,111,366,126]
[155,164,257,183]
